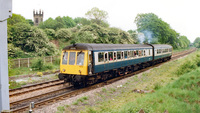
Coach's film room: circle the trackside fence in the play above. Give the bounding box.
[10,56,60,68]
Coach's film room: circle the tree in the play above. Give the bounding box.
[85,7,108,25]
[8,22,57,57]
[193,37,200,47]
[179,36,190,48]
[38,17,56,30]
[55,28,72,41]
[43,29,56,40]
[74,17,91,26]
[7,13,27,25]
[62,16,76,28]
[26,19,34,26]
[135,13,180,48]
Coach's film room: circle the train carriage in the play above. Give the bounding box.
[59,43,172,86]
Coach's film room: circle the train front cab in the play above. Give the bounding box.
[59,49,91,82]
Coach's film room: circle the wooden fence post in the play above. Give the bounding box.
[18,59,20,68]
[28,58,30,67]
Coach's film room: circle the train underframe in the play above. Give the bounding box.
[59,56,171,87]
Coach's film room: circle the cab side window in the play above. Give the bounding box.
[62,52,68,65]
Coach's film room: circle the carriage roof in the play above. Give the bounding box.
[63,43,172,51]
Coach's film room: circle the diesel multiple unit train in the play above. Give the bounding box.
[58,43,172,86]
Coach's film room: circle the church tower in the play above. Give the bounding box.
[33,9,43,26]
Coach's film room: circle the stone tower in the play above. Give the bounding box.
[33,9,43,26]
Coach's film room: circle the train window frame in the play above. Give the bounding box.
[69,52,76,65]
[127,51,130,58]
[130,51,134,58]
[108,52,113,61]
[104,52,108,62]
[124,51,128,59]
[138,50,142,56]
[121,51,124,59]
[136,50,139,57]
[113,52,117,61]
[77,52,85,66]
[117,51,121,60]
[98,52,104,62]
[62,51,68,65]
[143,50,146,56]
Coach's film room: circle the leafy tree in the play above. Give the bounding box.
[193,37,200,47]
[55,28,72,41]
[128,30,139,43]
[62,16,76,28]
[7,13,27,25]
[134,13,180,48]
[85,7,108,25]
[179,36,190,48]
[43,29,56,40]
[26,19,34,26]
[8,22,57,57]
[55,16,65,29]
[74,17,91,26]
[38,17,56,29]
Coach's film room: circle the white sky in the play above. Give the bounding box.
[13,0,200,42]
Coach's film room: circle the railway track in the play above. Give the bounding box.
[9,79,64,97]
[10,48,196,113]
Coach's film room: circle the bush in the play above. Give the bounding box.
[176,60,197,76]
[31,58,44,70]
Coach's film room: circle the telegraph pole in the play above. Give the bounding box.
[0,0,12,112]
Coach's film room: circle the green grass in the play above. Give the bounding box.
[117,68,200,113]
[79,50,200,113]
[173,47,191,53]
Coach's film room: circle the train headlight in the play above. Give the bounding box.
[63,69,66,72]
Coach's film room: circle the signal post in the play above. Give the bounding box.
[0,0,12,112]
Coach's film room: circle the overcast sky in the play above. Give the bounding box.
[13,0,200,42]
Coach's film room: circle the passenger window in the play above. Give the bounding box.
[134,51,137,57]
[136,50,139,56]
[69,52,76,65]
[114,52,117,60]
[77,52,85,65]
[108,52,113,61]
[104,53,108,62]
[130,51,133,57]
[98,52,104,62]
[117,52,121,59]
[124,51,128,59]
[121,52,124,59]
[143,50,146,56]
[62,52,68,65]
[139,50,142,56]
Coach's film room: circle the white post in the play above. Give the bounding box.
[0,0,12,112]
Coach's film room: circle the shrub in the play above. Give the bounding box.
[176,60,197,76]
[31,58,44,70]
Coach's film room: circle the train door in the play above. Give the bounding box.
[104,52,108,71]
